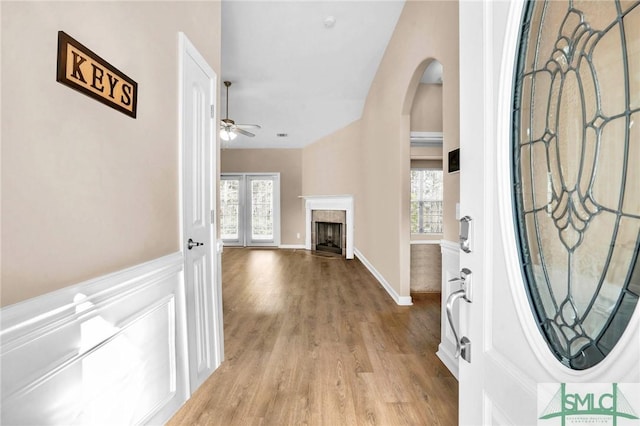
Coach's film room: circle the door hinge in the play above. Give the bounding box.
[211,209,215,224]
[210,105,215,119]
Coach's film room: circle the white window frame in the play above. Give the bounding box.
[220,173,280,247]
[410,168,443,235]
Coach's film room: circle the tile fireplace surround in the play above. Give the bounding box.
[301,195,354,259]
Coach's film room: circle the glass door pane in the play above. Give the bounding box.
[220,175,243,245]
[220,173,280,247]
[248,177,274,244]
[511,0,640,370]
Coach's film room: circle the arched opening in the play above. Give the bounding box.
[404,59,445,294]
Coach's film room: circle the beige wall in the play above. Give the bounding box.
[410,145,443,159]
[411,159,443,169]
[410,244,442,292]
[411,83,443,132]
[301,1,459,300]
[301,120,361,197]
[221,149,304,246]
[1,1,221,306]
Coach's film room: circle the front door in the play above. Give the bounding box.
[179,33,223,393]
[458,1,640,424]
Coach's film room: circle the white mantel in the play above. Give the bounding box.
[301,195,354,259]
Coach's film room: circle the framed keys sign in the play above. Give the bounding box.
[56,31,138,118]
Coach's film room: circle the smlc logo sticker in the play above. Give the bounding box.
[538,383,640,425]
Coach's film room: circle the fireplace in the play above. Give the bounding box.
[302,195,354,259]
[311,209,346,256]
[316,222,343,254]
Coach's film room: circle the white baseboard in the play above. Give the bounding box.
[437,343,459,380]
[354,248,413,306]
[0,253,189,425]
[279,244,306,249]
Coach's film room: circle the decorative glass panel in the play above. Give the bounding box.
[512,0,640,369]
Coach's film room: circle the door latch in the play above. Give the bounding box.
[459,216,473,253]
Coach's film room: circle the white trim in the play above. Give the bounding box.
[410,239,442,245]
[440,239,459,253]
[301,195,354,259]
[354,248,413,306]
[410,155,444,160]
[410,131,443,147]
[279,244,306,249]
[1,252,183,332]
[0,253,189,425]
[437,343,459,380]
[247,173,281,247]
[220,174,246,245]
[221,173,281,247]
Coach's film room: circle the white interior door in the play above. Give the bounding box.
[458,1,640,424]
[180,33,223,393]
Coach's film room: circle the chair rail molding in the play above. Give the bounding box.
[0,253,190,425]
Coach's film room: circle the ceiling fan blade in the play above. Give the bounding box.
[233,127,255,137]
[235,123,261,129]
[221,81,261,136]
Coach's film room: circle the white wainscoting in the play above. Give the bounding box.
[0,253,190,425]
[437,240,461,379]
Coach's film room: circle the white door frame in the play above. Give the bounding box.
[220,172,281,247]
[178,32,224,394]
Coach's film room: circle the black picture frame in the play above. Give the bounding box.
[56,31,138,118]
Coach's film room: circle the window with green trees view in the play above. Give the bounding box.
[410,169,443,234]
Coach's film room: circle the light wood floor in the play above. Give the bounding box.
[168,248,458,425]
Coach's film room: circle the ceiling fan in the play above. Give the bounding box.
[220,81,261,141]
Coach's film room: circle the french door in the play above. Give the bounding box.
[220,173,280,247]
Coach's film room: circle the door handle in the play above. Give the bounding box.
[446,268,472,362]
[187,238,204,250]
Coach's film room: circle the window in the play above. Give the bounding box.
[410,169,443,234]
[220,177,241,240]
[219,173,280,246]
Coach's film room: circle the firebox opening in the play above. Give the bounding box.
[316,222,343,254]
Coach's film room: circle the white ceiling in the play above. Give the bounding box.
[220,0,406,149]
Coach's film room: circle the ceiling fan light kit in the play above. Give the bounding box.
[220,128,237,141]
[219,81,261,141]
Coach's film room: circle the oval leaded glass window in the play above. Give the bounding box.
[512,0,640,370]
